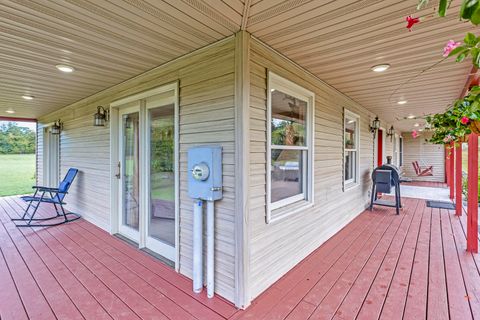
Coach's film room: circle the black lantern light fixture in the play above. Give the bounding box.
[369,116,380,138]
[51,119,63,135]
[93,106,109,127]
[387,125,395,141]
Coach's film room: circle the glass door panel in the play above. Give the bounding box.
[120,111,140,239]
[148,104,175,249]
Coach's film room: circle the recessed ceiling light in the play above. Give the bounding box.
[5,108,15,114]
[397,100,407,105]
[22,95,34,100]
[407,114,416,119]
[414,123,420,127]
[56,64,75,73]
[371,64,390,72]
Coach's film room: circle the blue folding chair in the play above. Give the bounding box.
[13,168,81,227]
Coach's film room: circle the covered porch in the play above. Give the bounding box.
[1,195,478,319]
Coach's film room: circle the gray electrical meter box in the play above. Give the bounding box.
[188,146,223,201]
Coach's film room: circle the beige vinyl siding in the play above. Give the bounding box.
[247,38,390,301]
[402,132,445,182]
[37,38,237,302]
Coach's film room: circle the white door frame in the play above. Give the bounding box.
[117,104,142,243]
[144,94,178,262]
[43,126,60,187]
[373,127,387,167]
[110,82,180,269]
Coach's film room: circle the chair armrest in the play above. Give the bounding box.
[36,187,60,192]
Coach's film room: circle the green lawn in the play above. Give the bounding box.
[0,154,35,196]
[462,149,480,172]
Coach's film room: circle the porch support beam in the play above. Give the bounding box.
[467,133,478,253]
[450,142,455,200]
[455,143,463,216]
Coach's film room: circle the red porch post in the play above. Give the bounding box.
[467,133,478,253]
[456,143,463,216]
[450,142,455,200]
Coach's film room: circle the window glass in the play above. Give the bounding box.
[344,117,356,149]
[344,150,356,182]
[344,111,359,186]
[271,149,305,203]
[271,90,307,146]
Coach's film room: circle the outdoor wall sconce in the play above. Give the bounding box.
[387,125,395,141]
[51,119,63,135]
[370,116,380,138]
[93,106,109,127]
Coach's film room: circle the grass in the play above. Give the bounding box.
[461,149,480,172]
[0,154,35,196]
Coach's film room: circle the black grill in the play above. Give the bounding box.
[369,164,402,215]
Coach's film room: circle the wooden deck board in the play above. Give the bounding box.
[0,195,478,320]
[449,210,480,319]
[378,199,425,320]
[403,202,432,320]
[440,208,472,320]
[427,207,449,320]
[330,198,415,320]
[304,203,402,320]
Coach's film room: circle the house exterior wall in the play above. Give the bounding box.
[245,37,395,302]
[36,37,237,302]
[402,131,445,182]
[34,33,398,307]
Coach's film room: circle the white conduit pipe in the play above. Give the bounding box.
[193,199,203,293]
[206,200,215,298]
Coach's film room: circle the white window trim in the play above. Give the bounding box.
[343,109,360,190]
[266,71,315,224]
[399,136,404,167]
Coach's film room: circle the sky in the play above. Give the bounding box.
[0,120,37,132]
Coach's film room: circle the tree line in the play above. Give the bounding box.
[0,122,35,154]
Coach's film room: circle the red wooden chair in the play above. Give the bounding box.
[412,161,433,176]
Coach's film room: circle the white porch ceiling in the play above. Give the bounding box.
[0,0,476,131]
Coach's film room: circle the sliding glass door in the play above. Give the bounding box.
[118,107,140,242]
[114,86,178,264]
[146,102,176,260]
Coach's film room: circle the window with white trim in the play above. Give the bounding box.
[344,109,360,188]
[267,72,314,222]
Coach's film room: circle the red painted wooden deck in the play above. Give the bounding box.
[0,196,479,319]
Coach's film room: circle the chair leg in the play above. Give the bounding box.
[20,189,38,219]
[369,184,376,211]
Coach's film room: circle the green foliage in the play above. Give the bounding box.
[446,33,480,67]
[415,1,480,65]
[150,124,174,173]
[0,122,36,154]
[424,88,480,144]
[462,174,480,202]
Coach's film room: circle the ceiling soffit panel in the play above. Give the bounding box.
[0,0,241,118]
[247,0,477,132]
[0,0,476,132]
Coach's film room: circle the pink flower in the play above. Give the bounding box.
[406,16,420,31]
[461,116,470,125]
[443,134,453,143]
[412,130,419,138]
[443,40,461,57]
